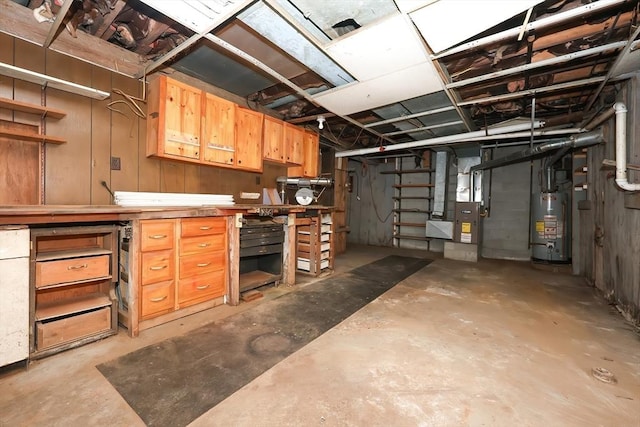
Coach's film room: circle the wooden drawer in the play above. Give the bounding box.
[181,217,226,237]
[179,234,225,256]
[140,280,175,319]
[140,220,175,252]
[179,251,225,279]
[141,250,175,285]
[36,306,111,350]
[35,255,110,288]
[178,270,226,305]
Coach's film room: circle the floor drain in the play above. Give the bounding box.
[591,367,617,384]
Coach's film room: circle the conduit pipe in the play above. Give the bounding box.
[614,102,640,191]
[470,129,604,172]
[335,121,544,158]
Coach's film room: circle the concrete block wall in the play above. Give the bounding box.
[481,147,533,261]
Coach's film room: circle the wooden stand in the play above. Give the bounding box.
[295,212,333,276]
[29,225,118,359]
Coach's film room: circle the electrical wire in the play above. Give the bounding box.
[361,161,393,224]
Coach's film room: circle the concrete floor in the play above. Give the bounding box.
[1,245,639,426]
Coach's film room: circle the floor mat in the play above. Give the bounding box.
[97,255,431,427]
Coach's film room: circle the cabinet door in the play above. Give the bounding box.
[235,107,264,172]
[263,116,285,163]
[202,93,235,166]
[284,123,304,165]
[162,78,202,160]
[288,129,319,177]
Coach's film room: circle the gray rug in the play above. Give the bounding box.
[97,255,431,426]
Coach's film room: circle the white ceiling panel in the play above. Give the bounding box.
[395,0,438,14]
[311,62,444,116]
[140,0,251,33]
[325,14,430,81]
[410,0,544,53]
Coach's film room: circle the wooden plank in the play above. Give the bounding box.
[35,293,111,320]
[282,212,296,286]
[0,121,40,204]
[227,216,240,306]
[160,161,186,193]
[44,50,92,204]
[110,73,140,193]
[0,127,65,144]
[0,0,141,78]
[0,97,66,119]
[91,66,114,205]
[128,219,140,337]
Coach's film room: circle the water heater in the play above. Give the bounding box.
[531,192,570,262]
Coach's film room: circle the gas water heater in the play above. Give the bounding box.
[531,156,571,263]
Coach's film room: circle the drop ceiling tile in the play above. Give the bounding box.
[395,0,438,14]
[312,61,444,116]
[325,14,429,81]
[410,0,543,53]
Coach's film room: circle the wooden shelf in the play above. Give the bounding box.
[36,247,112,262]
[381,168,434,175]
[393,234,431,241]
[393,184,435,188]
[35,293,111,321]
[0,97,66,119]
[393,209,431,214]
[239,270,280,292]
[0,127,66,144]
[393,222,426,227]
[392,196,433,200]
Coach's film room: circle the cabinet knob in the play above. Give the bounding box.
[196,262,211,267]
[196,284,211,290]
[150,295,167,303]
[67,263,88,270]
[149,265,167,271]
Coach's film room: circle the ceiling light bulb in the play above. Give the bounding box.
[317,115,325,130]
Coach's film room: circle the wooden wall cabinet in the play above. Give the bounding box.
[137,217,228,325]
[235,106,264,172]
[30,225,118,359]
[288,129,320,177]
[263,115,285,163]
[202,92,236,167]
[284,122,304,165]
[147,75,202,162]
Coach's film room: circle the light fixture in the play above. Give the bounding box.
[0,62,110,100]
[317,115,325,130]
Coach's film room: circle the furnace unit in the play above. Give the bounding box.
[453,202,481,244]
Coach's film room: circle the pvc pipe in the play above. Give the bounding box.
[614,102,640,191]
[335,121,544,158]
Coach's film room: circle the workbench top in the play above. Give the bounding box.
[0,204,333,225]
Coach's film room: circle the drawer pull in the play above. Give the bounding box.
[197,243,211,248]
[199,226,212,230]
[150,295,167,303]
[67,263,88,270]
[149,234,167,240]
[196,262,211,267]
[149,265,168,271]
[196,284,211,290]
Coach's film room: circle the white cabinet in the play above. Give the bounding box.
[0,226,29,367]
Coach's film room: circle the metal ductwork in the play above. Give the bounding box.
[470,129,605,172]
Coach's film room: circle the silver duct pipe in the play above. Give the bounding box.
[470,129,605,172]
[276,177,333,187]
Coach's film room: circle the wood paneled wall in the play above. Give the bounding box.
[0,34,287,205]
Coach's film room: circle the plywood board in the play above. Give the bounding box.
[0,33,13,121]
[138,80,161,193]
[160,161,186,193]
[110,73,140,192]
[44,51,92,205]
[0,121,39,204]
[91,66,114,205]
